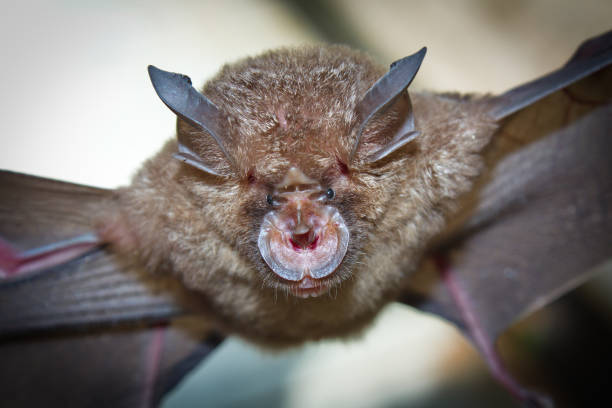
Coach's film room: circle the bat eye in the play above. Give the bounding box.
[326,188,335,200]
[266,194,274,206]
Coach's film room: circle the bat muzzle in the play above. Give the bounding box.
[257,200,349,288]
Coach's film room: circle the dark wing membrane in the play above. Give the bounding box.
[0,170,206,336]
[0,318,221,407]
[0,248,207,336]
[0,171,222,406]
[402,55,612,340]
[487,29,612,120]
[0,170,110,249]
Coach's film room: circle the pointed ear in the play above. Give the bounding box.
[148,65,234,176]
[350,48,426,163]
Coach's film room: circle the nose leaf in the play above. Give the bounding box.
[257,166,349,286]
[258,204,349,283]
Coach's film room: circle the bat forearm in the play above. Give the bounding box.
[0,233,101,279]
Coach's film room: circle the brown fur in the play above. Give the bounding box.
[112,45,498,346]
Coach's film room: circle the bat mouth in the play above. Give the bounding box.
[257,205,349,293]
[285,275,330,298]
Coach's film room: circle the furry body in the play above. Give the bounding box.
[109,46,498,345]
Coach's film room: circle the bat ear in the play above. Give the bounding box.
[350,48,426,163]
[148,65,234,176]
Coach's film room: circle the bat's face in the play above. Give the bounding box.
[178,46,415,300]
[123,45,494,344]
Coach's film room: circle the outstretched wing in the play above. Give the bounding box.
[402,30,612,341]
[1,319,222,407]
[0,171,222,406]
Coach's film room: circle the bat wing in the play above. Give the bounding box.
[0,171,221,406]
[1,319,222,407]
[487,30,612,120]
[401,30,612,341]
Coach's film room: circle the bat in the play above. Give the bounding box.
[1,29,611,407]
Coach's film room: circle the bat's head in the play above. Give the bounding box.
[147,46,426,301]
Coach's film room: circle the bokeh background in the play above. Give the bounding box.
[1,1,611,407]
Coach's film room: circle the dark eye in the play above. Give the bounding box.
[326,188,335,200]
[266,194,274,206]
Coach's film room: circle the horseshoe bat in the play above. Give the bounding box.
[1,30,611,407]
